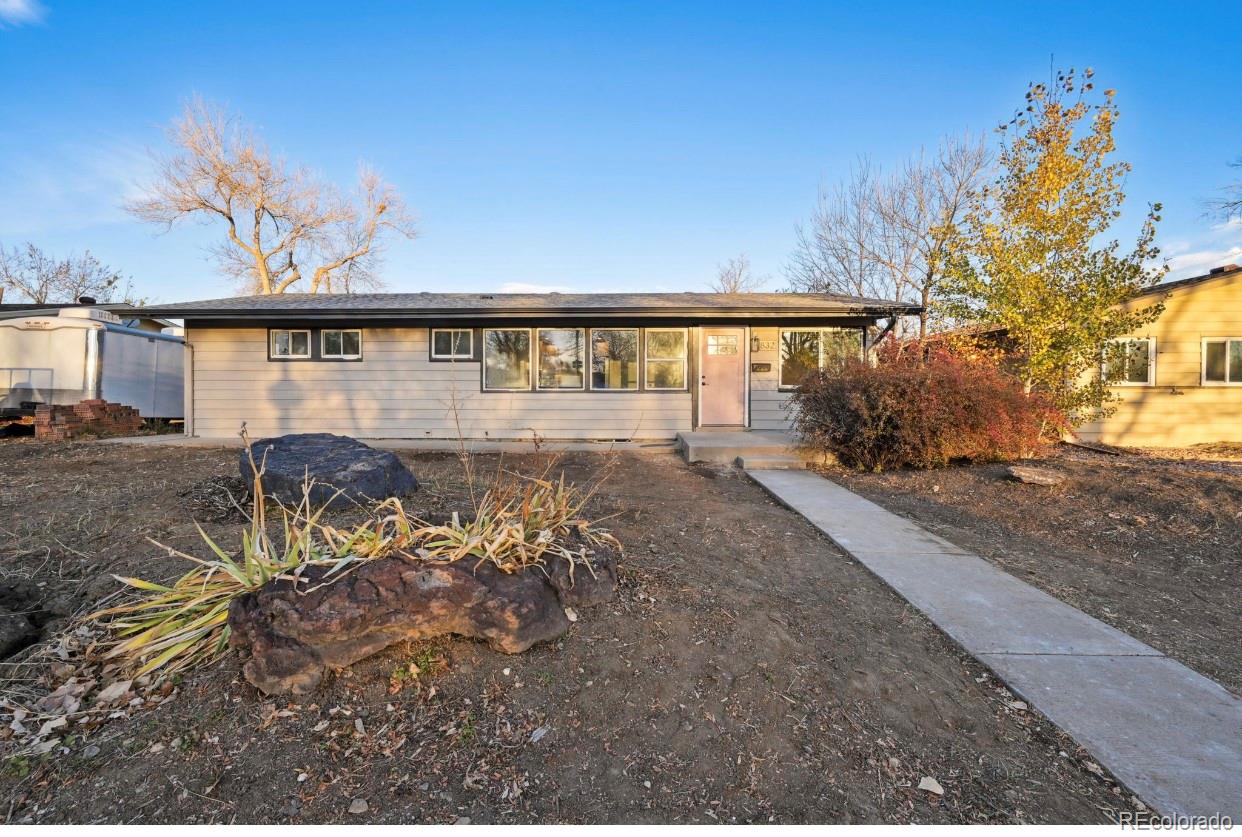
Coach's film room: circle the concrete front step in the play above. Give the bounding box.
[676,430,804,466]
[735,454,805,470]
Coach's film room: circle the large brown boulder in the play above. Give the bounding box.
[227,544,617,694]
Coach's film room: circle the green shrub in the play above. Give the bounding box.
[790,342,1066,471]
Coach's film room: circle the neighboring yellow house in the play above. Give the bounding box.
[1077,263,1242,447]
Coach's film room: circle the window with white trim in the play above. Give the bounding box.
[321,329,362,359]
[1103,338,1155,386]
[270,329,311,359]
[536,328,585,390]
[431,328,473,360]
[590,329,639,390]
[778,327,862,389]
[483,328,532,391]
[645,328,687,390]
[1203,338,1242,385]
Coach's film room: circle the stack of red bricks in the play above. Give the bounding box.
[34,400,143,441]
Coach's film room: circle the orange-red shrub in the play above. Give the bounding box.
[790,343,1066,471]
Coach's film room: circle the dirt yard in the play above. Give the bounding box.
[833,446,1242,696]
[0,440,1135,824]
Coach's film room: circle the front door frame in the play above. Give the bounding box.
[695,325,750,428]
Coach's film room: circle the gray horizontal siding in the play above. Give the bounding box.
[190,327,691,439]
[748,326,796,431]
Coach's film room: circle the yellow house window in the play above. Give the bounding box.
[1103,338,1155,386]
[1203,338,1242,385]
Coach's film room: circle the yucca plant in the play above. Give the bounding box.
[405,470,619,575]
[87,442,382,678]
[87,443,620,680]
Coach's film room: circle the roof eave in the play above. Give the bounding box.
[145,304,922,320]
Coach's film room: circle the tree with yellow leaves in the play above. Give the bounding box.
[941,69,1166,421]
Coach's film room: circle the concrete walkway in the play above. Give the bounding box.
[747,469,1242,819]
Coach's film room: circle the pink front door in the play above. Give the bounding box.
[699,327,746,426]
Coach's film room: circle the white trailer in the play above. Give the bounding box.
[0,307,185,418]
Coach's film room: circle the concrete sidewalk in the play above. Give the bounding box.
[747,469,1242,819]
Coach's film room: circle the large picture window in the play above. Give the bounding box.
[590,329,639,390]
[1103,338,1155,386]
[1203,338,1242,385]
[483,329,532,391]
[270,329,311,359]
[778,327,862,388]
[321,329,362,360]
[645,328,687,390]
[537,328,586,390]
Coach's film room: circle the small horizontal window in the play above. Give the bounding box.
[270,329,311,359]
[1103,338,1154,386]
[645,328,687,390]
[431,328,474,360]
[321,329,362,359]
[1203,338,1242,385]
[483,329,532,391]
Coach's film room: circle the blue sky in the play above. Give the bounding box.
[1,1,1239,303]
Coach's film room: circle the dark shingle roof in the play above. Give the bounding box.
[1132,264,1242,298]
[140,291,920,320]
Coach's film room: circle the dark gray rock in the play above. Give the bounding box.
[0,608,37,659]
[241,433,418,509]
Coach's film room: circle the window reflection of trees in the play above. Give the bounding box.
[538,329,585,389]
[591,329,639,389]
[780,328,862,388]
[484,329,531,389]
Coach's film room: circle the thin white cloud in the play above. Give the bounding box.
[496,282,578,294]
[1159,219,1242,280]
[0,0,46,27]
[0,138,150,235]
[1165,246,1242,275]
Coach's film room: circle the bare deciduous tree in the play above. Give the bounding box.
[787,136,990,337]
[710,253,766,293]
[127,99,416,295]
[1209,157,1242,220]
[0,242,136,304]
[787,159,890,301]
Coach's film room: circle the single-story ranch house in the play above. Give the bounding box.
[141,292,917,441]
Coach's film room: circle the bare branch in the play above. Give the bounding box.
[710,253,766,293]
[1208,157,1242,220]
[786,137,991,337]
[0,242,134,304]
[127,98,416,294]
